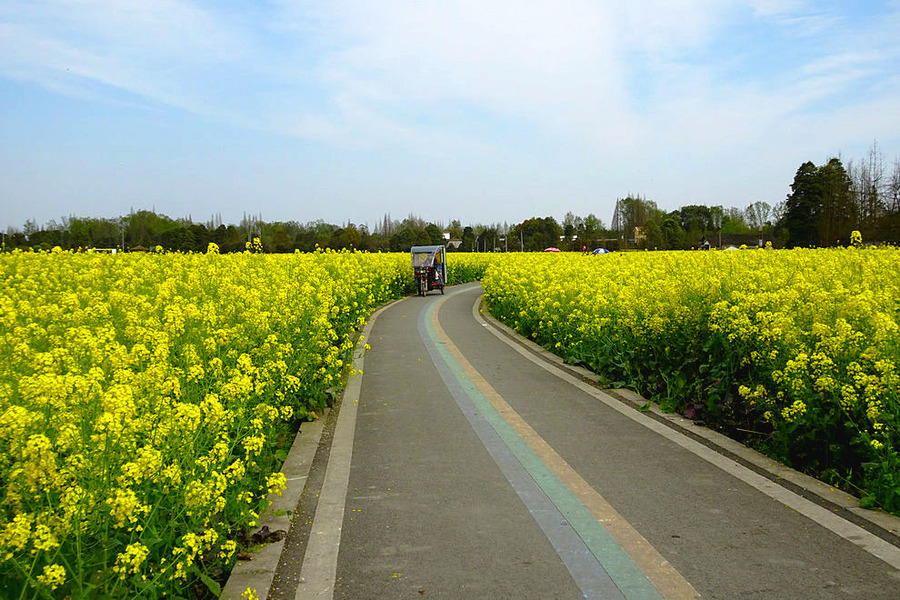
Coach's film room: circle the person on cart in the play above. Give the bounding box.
[410,245,447,296]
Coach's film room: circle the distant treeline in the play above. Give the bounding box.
[5,144,898,253]
[612,143,900,249]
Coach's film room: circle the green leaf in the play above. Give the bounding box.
[859,494,878,509]
[199,571,222,597]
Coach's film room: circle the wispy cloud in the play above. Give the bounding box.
[4,1,896,149]
[2,0,898,227]
[1,0,256,120]
[268,1,899,156]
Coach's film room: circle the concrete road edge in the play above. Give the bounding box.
[221,415,327,600]
[475,295,900,544]
[221,298,400,600]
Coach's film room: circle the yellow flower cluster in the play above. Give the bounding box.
[245,237,264,253]
[483,247,900,511]
[113,542,150,579]
[0,248,440,596]
[780,400,808,423]
[36,563,66,590]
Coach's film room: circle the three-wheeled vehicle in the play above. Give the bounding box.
[410,245,446,296]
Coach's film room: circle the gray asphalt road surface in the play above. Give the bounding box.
[282,283,900,600]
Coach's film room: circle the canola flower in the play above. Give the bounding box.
[483,247,900,513]
[0,248,490,598]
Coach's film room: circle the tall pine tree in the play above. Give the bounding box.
[781,161,822,248]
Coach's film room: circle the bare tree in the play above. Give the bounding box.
[745,201,771,233]
[612,195,655,240]
[206,212,223,230]
[611,201,623,234]
[241,212,262,242]
[850,141,886,228]
[725,207,746,227]
[23,219,37,240]
[376,213,396,237]
[771,200,786,227]
[889,158,900,214]
[709,206,723,247]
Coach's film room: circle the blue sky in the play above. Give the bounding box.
[2,0,899,231]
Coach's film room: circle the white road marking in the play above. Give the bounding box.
[294,302,394,599]
[473,293,900,571]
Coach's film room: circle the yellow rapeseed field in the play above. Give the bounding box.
[0,245,493,598]
[0,247,446,598]
[4,243,897,596]
[483,247,900,513]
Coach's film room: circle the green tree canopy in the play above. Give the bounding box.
[818,158,855,246]
[780,158,855,248]
[513,217,562,251]
[780,161,821,248]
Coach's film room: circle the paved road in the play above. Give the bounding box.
[283,283,900,599]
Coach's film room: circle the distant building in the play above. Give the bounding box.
[633,226,646,245]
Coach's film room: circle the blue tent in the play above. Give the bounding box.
[592,248,610,254]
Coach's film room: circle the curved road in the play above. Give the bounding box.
[280,284,900,599]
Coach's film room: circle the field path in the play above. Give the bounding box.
[271,283,900,599]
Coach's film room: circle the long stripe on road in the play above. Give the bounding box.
[472,293,900,573]
[421,294,698,599]
[419,302,628,599]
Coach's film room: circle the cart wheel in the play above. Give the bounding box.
[440,285,444,295]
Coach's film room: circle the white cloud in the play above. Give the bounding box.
[748,0,806,17]
[278,1,649,152]
[7,0,892,156]
[276,1,896,159]
[772,13,842,37]
[0,0,254,119]
[2,0,899,227]
[614,0,733,55]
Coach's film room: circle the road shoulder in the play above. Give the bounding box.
[475,293,900,553]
